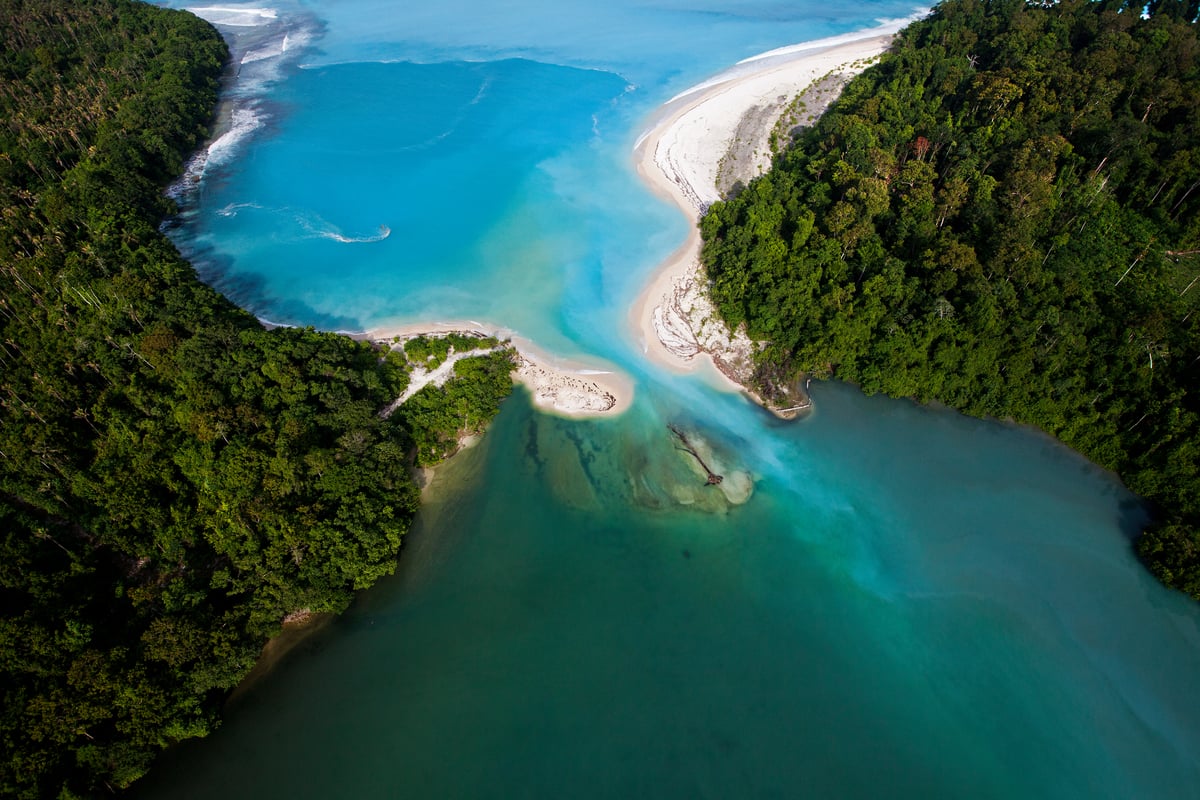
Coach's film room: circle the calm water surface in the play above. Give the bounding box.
[145,1,1200,797]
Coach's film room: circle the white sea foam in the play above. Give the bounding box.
[242,40,284,64]
[238,28,311,65]
[283,29,311,54]
[187,6,278,26]
[166,106,266,201]
[322,224,391,244]
[298,214,392,243]
[208,106,267,166]
[216,202,263,217]
[166,153,204,201]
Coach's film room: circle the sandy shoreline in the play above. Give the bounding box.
[631,28,903,401]
[365,320,634,418]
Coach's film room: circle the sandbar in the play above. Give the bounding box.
[366,320,633,418]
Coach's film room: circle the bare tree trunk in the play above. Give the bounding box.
[668,425,723,485]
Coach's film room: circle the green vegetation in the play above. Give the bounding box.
[396,349,517,466]
[0,1,514,795]
[700,0,1200,596]
[403,332,500,370]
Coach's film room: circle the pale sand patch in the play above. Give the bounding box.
[365,321,633,418]
[630,29,902,403]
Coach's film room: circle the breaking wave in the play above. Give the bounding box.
[167,106,266,200]
[216,201,263,217]
[168,4,320,206]
[209,107,268,166]
[296,213,391,243]
[186,5,278,27]
[321,224,392,244]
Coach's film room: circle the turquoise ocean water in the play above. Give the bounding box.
[145,1,1200,797]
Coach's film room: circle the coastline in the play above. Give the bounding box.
[364,321,634,419]
[220,21,905,734]
[631,29,901,413]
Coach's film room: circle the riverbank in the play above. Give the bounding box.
[225,610,334,707]
[631,28,901,415]
[365,321,634,418]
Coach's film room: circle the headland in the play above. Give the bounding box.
[631,30,901,415]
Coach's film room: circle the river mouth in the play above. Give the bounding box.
[143,1,1200,797]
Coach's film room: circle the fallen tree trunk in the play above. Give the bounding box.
[668,424,723,485]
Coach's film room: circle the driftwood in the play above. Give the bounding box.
[668,424,723,485]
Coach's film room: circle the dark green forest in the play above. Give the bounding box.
[0,1,512,796]
[701,0,1200,597]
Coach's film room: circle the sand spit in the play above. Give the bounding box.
[632,30,900,416]
[366,321,633,419]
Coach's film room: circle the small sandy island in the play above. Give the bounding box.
[631,27,906,416]
[365,320,634,419]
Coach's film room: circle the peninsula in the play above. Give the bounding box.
[0,2,522,794]
[365,321,633,419]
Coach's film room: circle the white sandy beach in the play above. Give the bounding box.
[631,29,900,385]
[366,320,634,418]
